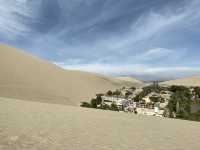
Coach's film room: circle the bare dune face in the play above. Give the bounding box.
[0,44,142,106]
[0,97,200,150]
[115,76,143,85]
[162,76,200,87]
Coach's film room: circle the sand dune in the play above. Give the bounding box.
[0,97,200,150]
[115,76,143,85]
[162,76,200,87]
[1,44,200,150]
[0,44,142,106]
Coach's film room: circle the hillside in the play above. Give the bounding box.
[162,76,200,87]
[0,97,200,150]
[0,44,142,106]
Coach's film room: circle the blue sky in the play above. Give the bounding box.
[1,0,200,80]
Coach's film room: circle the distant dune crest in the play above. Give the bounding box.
[115,76,143,84]
[162,76,200,86]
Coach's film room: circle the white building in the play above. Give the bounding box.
[102,96,127,108]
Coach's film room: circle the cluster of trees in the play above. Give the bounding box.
[106,90,121,97]
[149,96,165,103]
[133,84,199,120]
[130,86,136,91]
[134,84,169,102]
[133,85,158,102]
[167,85,192,119]
[133,91,146,102]
[81,87,137,112]
[188,110,200,121]
[193,87,200,99]
[80,94,119,111]
[107,88,134,99]
[80,84,200,121]
[81,94,103,108]
[168,85,189,93]
[125,90,133,99]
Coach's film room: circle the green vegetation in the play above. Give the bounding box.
[166,85,200,121]
[90,98,98,108]
[193,87,200,99]
[81,93,103,108]
[133,93,144,102]
[96,94,103,105]
[168,86,192,119]
[188,110,200,121]
[125,91,133,98]
[106,90,113,96]
[130,86,136,91]
[134,85,155,102]
[80,102,91,108]
[81,83,200,121]
[192,100,200,104]
[134,84,166,102]
[169,85,189,93]
[110,102,119,111]
[101,104,110,110]
[112,90,121,97]
[149,96,160,103]
[106,89,122,97]
[81,94,119,111]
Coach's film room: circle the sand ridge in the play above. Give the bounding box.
[115,76,143,85]
[162,76,200,86]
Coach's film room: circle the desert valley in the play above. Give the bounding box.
[1,0,200,149]
[0,44,200,150]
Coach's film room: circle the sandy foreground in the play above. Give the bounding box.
[0,97,200,150]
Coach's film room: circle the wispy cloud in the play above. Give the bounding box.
[144,48,172,56]
[55,62,200,78]
[138,48,174,61]
[0,0,33,39]
[97,0,200,54]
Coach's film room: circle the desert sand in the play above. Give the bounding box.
[115,76,143,85]
[0,44,142,106]
[162,76,200,87]
[0,97,200,150]
[1,44,200,150]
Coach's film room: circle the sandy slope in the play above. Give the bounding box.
[0,97,200,150]
[0,44,142,106]
[115,76,143,85]
[162,76,200,87]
